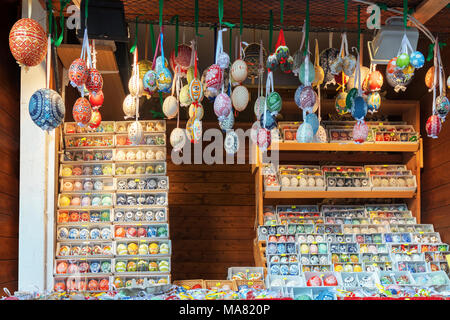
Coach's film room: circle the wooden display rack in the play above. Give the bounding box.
[252,100,424,268]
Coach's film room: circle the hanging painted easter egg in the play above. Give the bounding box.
[28,88,65,131]
[266,54,279,71]
[319,47,340,84]
[254,96,266,119]
[294,85,305,108]
[69,58,89,87]
[224,130,240,154]
[343,54,357,76]
[330,55,344,75]
[447,75,450,89]
[410,51,425,69]
[129,74,144,97]
[367,91,381,113]
[88,110,102,129]
[128,121,144,145]
[143,70,158,96]
[231,59,248,84]
[351,96,368,121]
[299,60,315,85]
[219,109,235,131]
[312,92,320,113]
[162,95,178,119]
[280,55,294,74]
[334,72,349,88]
[179,85,193,107]
[72,97,92,126]
[86,68,103,95]
[436,95,450,119]
[312,65,325,87]
[353,121,369,143]
[231,85,250,112]
[292,49,305,76]
[425,66,435,89]
[186,117,202,143]
[266,92,282,113]
[122,94,137,118]
[189,78,203,102]
[314,125,328,143]
[257,128,271,151]
[155,56,169,73]
[174,44,192,68]
[250,120,261,143]
[367,70,383,91]
[138,60,152,80]
[386,69,413,89]
[296,123,314,143]
[189,103,204,120]
[157,67,172,93]
[299,86,316,112]
[205,64,223,95]
[170,127,186,151]
[335,91,348,115]
[305,113,319,135]
[276,45,290,62]
[386,57,399,74]
[9,18,47,67]
[217,51,230,69]
[260,110,277,130]
[396,53,410,69]
[186,66,195,84]
[214,93,232,120]
[347,66,370,90]
[89,91,104,109]
[426,115,441,138]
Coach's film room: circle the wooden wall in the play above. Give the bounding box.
[0,0,21,295]
[166,121,256,280]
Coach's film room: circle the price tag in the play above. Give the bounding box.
[80,258,86,261]
[81,137,87,141]
[446,254,450,266]
[248,281,253,285]
[245,269,249,273]
[280,254,286,257]
[216,282,221,286]
[135,179,140,182]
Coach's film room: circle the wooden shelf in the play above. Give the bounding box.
[264,190,416,199]
[269,142,420,153]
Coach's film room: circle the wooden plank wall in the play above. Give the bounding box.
[420,44,450,244]
[166,121,256,280]
[0,1,21,295]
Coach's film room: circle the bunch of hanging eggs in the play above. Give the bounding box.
[230,59,250,113]
[266,45,293,74]
[386,50,424,91]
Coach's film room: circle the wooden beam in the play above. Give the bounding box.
[412,0,449,24]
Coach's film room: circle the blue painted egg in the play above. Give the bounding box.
[351,96,368,121]
[296,123,314,143]
[294,85,305,107]
[260,110,277,130]
[409,51,425,69]
[305,112,319,135]
[29,88,65,131]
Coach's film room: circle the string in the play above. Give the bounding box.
[130,16,140,53]
[170,15,179,56]
[194,0,203,37]
[269,10,273,53]
[357,5,361,52]
[432,37,437,115]
[159,0,164,31]
[239,0,243,35]
[218,0,224,27]
[28,0,32,18]
[344,0,348,23]
[229,25,234,56]
[150,23,156,57]
[46,35,51,89]
[145,24,149,59]
[280,0,283,25]
[303,0,309,56]
[55,0,70,47]
[403,0,408,29]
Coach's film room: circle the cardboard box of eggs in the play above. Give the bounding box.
[279,165,325,191]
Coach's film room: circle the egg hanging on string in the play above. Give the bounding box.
[257,127,271,151]
[179,85,193,107]
[296,122,314,143]
[157,67,173,93]
[189,103,204,120]
[335,91,348,115]
[69,58,89,87]
[170,127,186,151]
[231,85,250,112]
[353,121,369,144]
[143,70,158,97]
[367,91,381,113]
[217,51,230,69]
[312,65,325,87]
[214,93,232,120]
[88,110,102,129]
[266,92,282,113]
[128,121,144,145]
[224,130,240,154]
[319,47,340,84]
[9,18,47,67]
[122,94,137,119]
[204,64,223,96]
[294,85,305,108]
[254,96,266,119]
[410,51,425,69]
[266,54,278,71]
[367,70,383,91]
[426,114,442,138]
[86,68,103,95]
[425,66,435,89]
[219,109,235,131]
[436,95,450,120]
[230,59,248,84]
[351,96,368,121]
[189,78,203,102]
[314,125,328,143]
[299,86,316,112]
[305,113,319,135]
[128,74,144,97]
[396,53,410,69]
[89,91,104,110]
[299,60,315,85]
[162,95,178,119]
[260,110,277,130]
[28,88,65,131]
[72,97,92,126]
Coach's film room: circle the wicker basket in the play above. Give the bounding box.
[244,43,267,83]
[172,279,205,289]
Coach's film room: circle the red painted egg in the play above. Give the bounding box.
[426,114,442,138]
[54,281,66,291]
[126,227,137,238]
[115,227,126,238]
[367,70,383,91]
[307,275,322,287]
[56,261,68,274]
[353,122,369,144]
[9,18,47,67]
[69,58,89,87]
[89,91,104,109]
[137,227,147,237]
[88,279,99,291]
[86,68,103,94]
[72,97,92,126]
[205,64,223,93]
[99,279,109,291]
[88,110,102,129]
[324,275,338,286]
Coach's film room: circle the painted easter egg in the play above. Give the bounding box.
[9,18,47,67]
[353,121,369,143]
[72,97,92,126]
[410,51,425,69]
[163,95,178,119]
[231,85,250,112]
[425,114,441,138]
[296,122,314,143]
[28,88,65,131]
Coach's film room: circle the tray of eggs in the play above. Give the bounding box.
[263,174,280,191]
[113,208,167,223]
[115,133,166,147]
[285,224,315,235]
[267,254,299,265]
[277,121,301,141]
[314,223,343,234]
[266,234,297,245]
[371,217,417,225]
[279,172,325,191]
[65,121,115,135]
[324,217,371,225]
[115,240,171,257]
[429,261,449,273]
[114,162,166,177]
[115,192,168,208]
[62,149,114,163]
[341,272,380,290]
[365,203,409,212]
[365,164,407,172]
[383,233,412,244]
[411,232,441,244]
[323,209,367,219]
[359,243,389,254]
[329,243,359,254]
[371,175,417,191]
[372,125,419,143]
[389,224,425,234]
[333,263,363,273]
[420,244,449,253]
[324,234,355,243]
[360,253,391,264]
[64,134,114,149]
[276,204,320,214]
[354,233,384,244]
[113,258,170,274]
[115,120,166,134]
[304,272,341,287]
[58,193,114,209]
[412,271,450,287]
[322,204,366,212]
[424,251,448,263]
[343,225,389,235]
[281,217,323,225]
[390,244,419,254]
[258,225,287,240]
[396,261,429,273]
[367,210,413,219]
[57,209,112,224]
[112,276,170,289]
[60,177,115,193]
[268,274,306,288]
[55,242,114,259]
[55,259,113,276]
[60,164,114,178]
[54,276,111,292]
[57,225,113,241]
[116,176,168,192]
[114,148,166,162]
[266,240,297,256]
[379,271,415,286]
[363,261,394,272]
[267,261,300,276]
[391,252,425,263]
[301,253,331,265]
[113,224,169,240]
[296,234,328,244]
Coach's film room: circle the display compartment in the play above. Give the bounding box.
[389,224,420,233]
[267,261,300,276]
[61,149,114,163]
[332,263,363,273]
[64,134,114,149]
[329,243,359,254]
[368,210,414,219]
[324,234,355,243]
[396,261,428,273]
[116,176,169,191]
[263,174,280,191]
[304,272,342,287]
[360,253,392,264]
[411,271,450,287]
[115,133,166,148]
[331,252,361,264]
[172,279,204,289]
[326,217,370,225]
[55,242,114,258]
[359,243,389,254]
[281,216,323,225]
[420,244,449,253]
[279,173,326,191]
[60,163,114,178]
[341,272,380,290]
[56,209,112,224]
[114,162,166,176]
[322,209,367,219]
[299,254,331,265]
[115,239,171,257]
[343,224,389,234]
[371,175,417,191]
[277,122,301,142]
[60,177,115,193]
[390,244,420,254]
[429,261,450,273]
[371,217,417,225]
[301,264,333,272]
[203,280,237,291]
[314,223,343,234]
[113,275,170,289]
[321,204,366,212]
[114,120,166,134]
[227,267,265,281]
[114,192,168,207]
[298,242,329,255]
[383,233,412,243]
[362,261,394,272]
[54,258,113,276]
[114,148,166,162]
[113,207,168,223]
[364,164,408,172]
[58,193,114,209]
[266,274,305,288]
[64,122,115,135]
[423,251,449,263]
[378,271,415,286]
[56,225,113,241]
[372,125,419,143]
[266,241,298,255]
[326,176,371,191]
[411,232,441,244]
[354,233,384,244]
[113,257,171,274]
[113,223,169,240]
[296,233,329,243]
[234,280,266,290]
[286,224,315,235]
[53,275,112,292]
